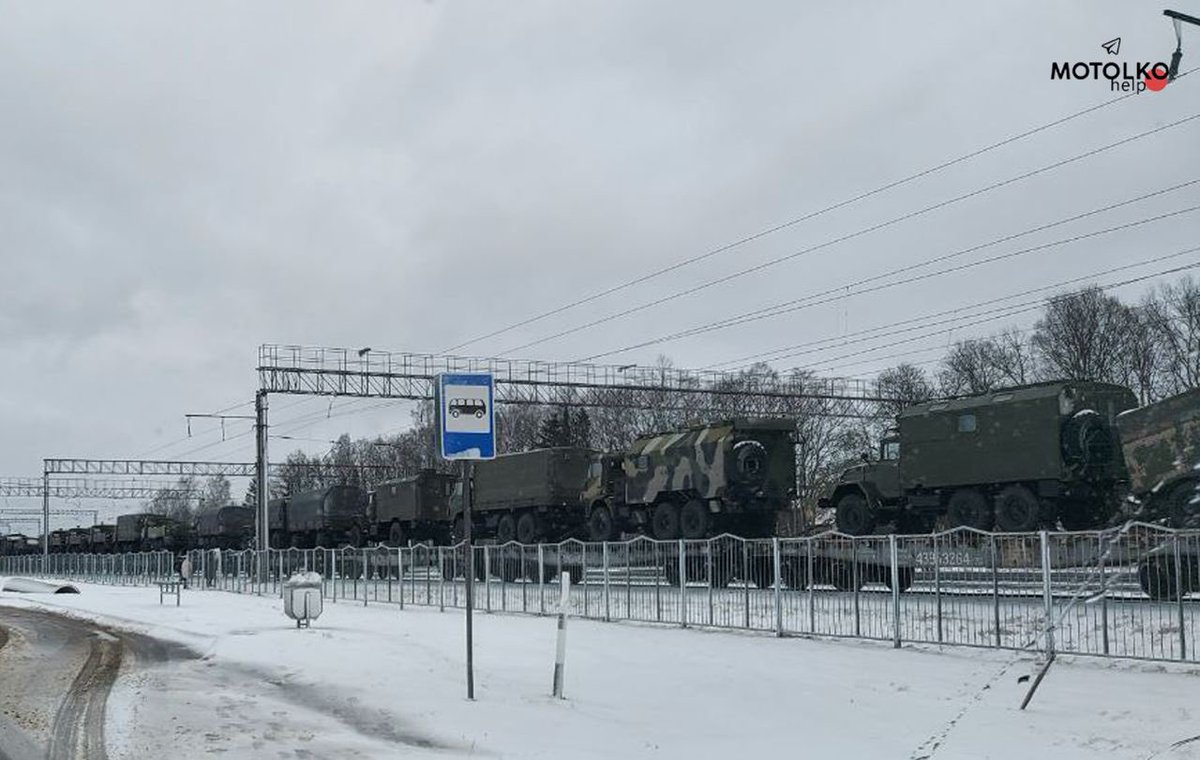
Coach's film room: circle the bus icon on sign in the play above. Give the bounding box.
[449,398,487,419]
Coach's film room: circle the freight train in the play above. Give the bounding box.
[3,383,1196,557]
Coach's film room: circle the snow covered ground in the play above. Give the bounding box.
[1,582,1199,759]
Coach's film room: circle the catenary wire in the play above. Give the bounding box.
[500,111,1200,357]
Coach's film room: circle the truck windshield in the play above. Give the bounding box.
[881,440,900,461]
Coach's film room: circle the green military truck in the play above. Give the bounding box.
[823,381,1138,534]
[90,524,116,553]
[1116,387,1200,528]
[452,447,597,544]
[589,418,797,540]
[371,469,456,546]
[282,485,369,548]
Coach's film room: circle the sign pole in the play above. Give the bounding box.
[435,371,494,702]
[463,458,475,700]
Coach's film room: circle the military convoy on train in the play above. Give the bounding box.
[371,470,456,546]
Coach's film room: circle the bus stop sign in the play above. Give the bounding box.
[435,373,496,460]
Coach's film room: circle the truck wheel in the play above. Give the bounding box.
[516,513,539,544]
[388,521,406,548]
[679,500,710,539]
[947,490,993,531]
[826,562,862,592]
[1139,557,1180,601]
[346,525,363,548]
[663,559,681,587]
[835,492,876,536]
[994,485,1041,532]
[587,506,615,542]
[652,503,681,540]
[496,514,517,544]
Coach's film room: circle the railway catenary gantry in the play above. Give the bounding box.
[0,477,199,500]
[253,343,900,568]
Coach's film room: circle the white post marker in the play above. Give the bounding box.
[552,571,570,699]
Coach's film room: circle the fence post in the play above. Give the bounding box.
[743,541,751,631]
[484,546,492,613]
[934,533,943,644]
[603,542,611,622]
[1175,534,1187,661]
[1099,533,1109,655]
[773,537,783,636]
[807,538,815,634]
[679,539,687,629]
[1040,530,1055,657]
[362,548,369,607]
[538,544,546,615]
[991,534,1001,648]
[890,535,901,649]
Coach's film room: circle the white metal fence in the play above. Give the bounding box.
[3,524,1197,662]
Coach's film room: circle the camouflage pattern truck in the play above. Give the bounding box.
[1116,386,1200,528]
[193,505,254,549]
[371,469,456,546]
[585,418,797,540]
[283,485,369,548]
[453,448,597,543]
[823,381,1138,534]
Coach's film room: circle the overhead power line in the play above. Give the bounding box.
[802,256,1200,374]
[719,246,1200,371]
[443,82,1160,354]
[503,111,1200,357]
[578,199,1200,362]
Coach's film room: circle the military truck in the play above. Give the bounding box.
[48,529,68,553]
[452,448,597,543]
[584,418,797,541]
[371,470,456,546]
[1116,387,1200,528]
[283,485,369,548]
[823,381,1138,535]
[194,505,254,549]
[66,527,91,553]
[90,524,117,553]
[143,515,187,550]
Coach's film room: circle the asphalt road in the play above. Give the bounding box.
[0,606,190,760]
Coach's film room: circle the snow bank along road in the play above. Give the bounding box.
[2,584,1200,759]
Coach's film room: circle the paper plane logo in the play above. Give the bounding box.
[1101,38,1121,56]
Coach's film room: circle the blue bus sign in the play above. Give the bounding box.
[435,373,496,460]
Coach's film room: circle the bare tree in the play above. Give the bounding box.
[1032,286,1130,384]
[1146,276,1200,396]
[876,363,936,418]
[938,339,1006,395]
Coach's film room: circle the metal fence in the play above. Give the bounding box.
[3,524,1198,662]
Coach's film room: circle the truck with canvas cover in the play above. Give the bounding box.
[453,447,597,544]
[142,515,186,550]
[115,513,151,552]
[823,381,1137,534]
[372,469,455,546]
[66,527,90,553]
[1116,386,1200,528]
[194,505,254,549]
[284,485,368,548]
[586,418,796,540]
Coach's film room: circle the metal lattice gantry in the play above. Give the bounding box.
[0,477,202,500]
[43,460,259,477]
[257,344,891,416]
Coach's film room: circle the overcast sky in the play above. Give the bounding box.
[1,1,1198,523]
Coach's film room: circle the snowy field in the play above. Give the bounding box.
[2,583,1199,759]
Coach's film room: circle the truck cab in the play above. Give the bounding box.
[821,434,902,535]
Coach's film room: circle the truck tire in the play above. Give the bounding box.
[388,521,406,547]
[994,485,1041,532]
[947,490,993,531]
[781,558,808,590]
[679,500,710,539]
[835,492,876,536]
[652,502,681,540]
[345,525,363,549]
[497,514,517,544]
[516,513,539,544]
[587,506,615,542]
